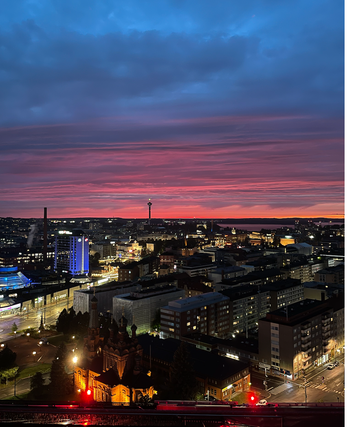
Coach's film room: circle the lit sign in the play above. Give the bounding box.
[226,353,239,360]
[85,238,88,242]
[59,230,72,235]
[0,303,20,313]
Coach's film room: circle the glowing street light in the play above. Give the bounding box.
[72,356,78,390]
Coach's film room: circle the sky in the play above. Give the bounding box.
[0,0,344,219]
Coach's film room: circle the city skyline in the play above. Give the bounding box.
[0,1,344,219]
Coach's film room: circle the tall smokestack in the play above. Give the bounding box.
[43,207,47,265]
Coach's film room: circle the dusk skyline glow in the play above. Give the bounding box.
[0,1,344,219]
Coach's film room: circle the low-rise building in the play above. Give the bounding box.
[73,281,140,315]
[138,334,251,401]
[314,265,344,285]
[113,285,185,335]
[118,262,139,282]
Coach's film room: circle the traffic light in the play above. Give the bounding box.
[86,389,92,396]
[249,393,256,404]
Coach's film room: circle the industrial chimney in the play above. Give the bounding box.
[43,207,47,265]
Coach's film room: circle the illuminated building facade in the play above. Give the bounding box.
[0,266,31,291]
[74,296,155,404]
[258,296,344,379]
[54,230,89,276]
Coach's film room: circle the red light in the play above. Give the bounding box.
[86,389,92,396]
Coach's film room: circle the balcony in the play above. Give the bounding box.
[301,341,311,351]
[301,324,311,334]
[322,313,331,321]
[322,331,330,340]
[301,334,311,343]
[302,353,312,362]
[322,324,330,333]
[323,344,330,352]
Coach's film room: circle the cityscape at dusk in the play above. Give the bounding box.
[0,0,344,219]
[0,1,344,425]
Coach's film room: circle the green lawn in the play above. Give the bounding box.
[17,364,51,380]
[46,334,66,346]
[3,393,30,400]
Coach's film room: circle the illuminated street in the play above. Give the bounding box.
[0,297,74,343]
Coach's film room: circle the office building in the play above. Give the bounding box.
[113,285,185,335]
[54,229,89,276]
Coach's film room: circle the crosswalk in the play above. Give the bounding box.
[308,383,342,394]
[269,381,342,396]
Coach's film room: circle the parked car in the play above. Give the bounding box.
[327,363,335,370]
[334,360,339,367]
[256,399,268,406]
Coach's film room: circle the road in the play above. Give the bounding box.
[252,354,344,403]
[0,373,51,400]
[0,298,73,342]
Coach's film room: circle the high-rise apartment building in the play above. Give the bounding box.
[258,296,344,380]
[54,229,89,276]
[160,292,230,339]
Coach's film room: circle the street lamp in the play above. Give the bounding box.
[303,377,307,403]
[72,356,78,391]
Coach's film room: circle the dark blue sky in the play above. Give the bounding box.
[0,0,344,218]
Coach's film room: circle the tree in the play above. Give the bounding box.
[11,322,18,333]
[56,308,69,335]
[168,342,199,400]
[49,343,70,396]
[56,307,89,337]
[0,345,17,369]
[0,367,18,385]
[30,372,45,398]
[151,309,161,332]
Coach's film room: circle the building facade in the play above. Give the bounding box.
[113,285,185,335]
[55,230,89,276]
[258,296,344,380]
[160,292,230,339]
[74,296,155,404]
